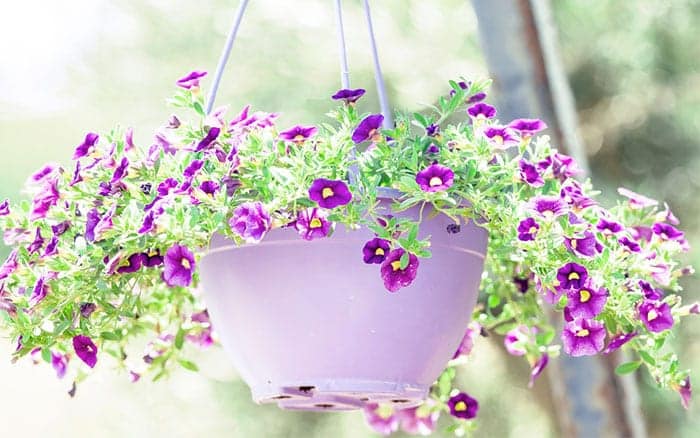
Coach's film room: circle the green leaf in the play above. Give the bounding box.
[100,331,121,341]
[178,359,199,372]
[615,361,642,375]
[487,294,500,309]
[192,101,205,117]
[399,251,410,269]
[174,328,185,350]
[41,347,52,363]
[413,112,428,128]
[638,350,656,366]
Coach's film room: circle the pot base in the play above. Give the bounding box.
[253,378,427,411]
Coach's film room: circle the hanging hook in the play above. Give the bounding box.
[361,0,393,129]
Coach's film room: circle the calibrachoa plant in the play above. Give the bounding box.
[0,71,697,436]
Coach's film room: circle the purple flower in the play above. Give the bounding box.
[0,199,9,216]
[194,126,221,152]
[618,236,641,253]
[551,153,581,181]
[143,250,164,267]
[561,318,606,357]
[331,88,366,104]
[308,178,352,208]
[529,353,549,388]
[27,227,45,255]
[508,118,547,136]
[138,210,156,235]
[183,160,204,179]
[517,217,540,241]
[560,182,597,211]
[117,253,146,274]
[363,404,399,436]
[450,81,487,103]
[200,180,220,196]
[597,218,623,235]
[657,203,680,225]
[556,263,588,290]
[352,114,384,143]
[452,322,482,359]
[229,202,272,243]
[426,124,440,137]
[504,325,531,356]
[80,302,97,318]
[603,332,638,354]
[415,164,454,192]
[631,226,653,243]
[294,208,331,241]
[0,250,19,280]
[566,281,607,319]
[73,335,98,368]
[28,163,59,185]
[652,222,685,242]
[43,235,59,257]
[618,187,658,209]
[639,280,663,300]
[51,352,68,379]
[30,178,60,221]
[362,238,391,264]
[397,405,440,435]
[638,300,674,332]
[176,70,207,89]
[30,276,50,306]
[528,195,568,219]
[73,132,99,159]
[69,161,83,186]
[513,276,530,293]
[162,244,196,288]
[380,249,419,293]
[279,125,318,144]
[0,284,16,317]
[678,377,692,410]
[447,392,479,420]
[85,208,100,242]
[467,102,496,120]
[187,310,214,347]
[564,231,602,258]
[482,126,519,149]
[110,157,129,184]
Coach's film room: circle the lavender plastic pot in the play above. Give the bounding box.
[199,198,488,411]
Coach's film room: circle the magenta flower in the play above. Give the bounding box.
[162,244,196,288]
[450,81,487,103]
[308,178,352,208]
[51,352,68,379]
[447,392,479,419]
[452,322,482,359]
[596,218,623,235]
[331,88,366,104]
[652,222,685,242]
[187,310,214,347]
[603,332,638,354]
[352,114,384,143]
[28,163,59,185]
[397,405,440,435]
[380,249,419,292]
[110,157,129,184]
[528,195,568,219]
[639,280,663,300]
[678,377,692,410]
[416,164,454,192]
[517,217,539,241]
[638,300,674,333]
[117,253,146,274]
[566,282,607,319]
[0,199,9,216]
[467,102,496,120]
[551,153,581,181]
[183,160,204,179]
[529,353,549,388]
[73,335,98,368]
[229,202,272,243]
[73,132,99,160]
[560,182,597,211]
[176,70,207,89]
[482,126,519,149]
[561,318,606,356]
[80,302,97,318]
[565,231,602,258]
[27,227,45,255]
[139,210,156,235]
[195,126,221,152]
[504,325,531,356]
[279,125,318,144]
[658,203,680,225]
[556,263,588,290]
[294,208,331,241]
[508,118,547,136]
[43,235,59,258]
[29,275,51,306]
[618,236,641,253]
[426,124,440,137]
[0,250,19,280]
[30,178,60,221]
[363,403,399,436]
[200,180,220,196]
[362,238,391,264]
[618,187,658,209]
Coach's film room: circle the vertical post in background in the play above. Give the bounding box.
[470,0,646,437]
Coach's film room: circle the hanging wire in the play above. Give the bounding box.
[205,0,251,114]
[334,0,351,89]
[361,0,393,129]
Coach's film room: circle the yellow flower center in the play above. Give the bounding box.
[310,218,323,229]
[647,309,658,321]
[391,260,402,271]
[375,248,385,256]
[493,135,504,144]
[571,239,578,250]
[529,226,538,234]
[579,289,591,303]
[575,329,590,337]
[542,210,554,219]
[568,272,580,281]
[455,401,468,412]
[181,258,191,270]
[293,134,306,143]
[321,187,334,199]
[369,129,382,142]
[429,176,443,187]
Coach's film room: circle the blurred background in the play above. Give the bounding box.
[0,0,698,436]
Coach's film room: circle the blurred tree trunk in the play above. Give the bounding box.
[470,1,647,437]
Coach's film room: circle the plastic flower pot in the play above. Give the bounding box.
[199,195,488,411]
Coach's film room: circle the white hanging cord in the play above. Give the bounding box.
[361,0,393,129]
[334,0,351,89]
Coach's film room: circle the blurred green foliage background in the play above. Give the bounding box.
[0,0,698,436]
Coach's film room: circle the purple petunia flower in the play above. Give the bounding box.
[657,203,680,225]
[467,103,496,120]
[229,202,272,243]
[551,153,581,182]
[513,276,530,293]
[187,310,215,347]
[0,199,9,216]
[652,222,685,242]
[195,126,221,152]
[0,250,19,280]
[452,322,482,359]
[508,118,547,136]
[517,217,540,242]
[51,352,68,379]
[560,182,597,211]
[28,163,59,185]
[415,164,454,192]
[363,404,399,436]
[639,280,663,300]
[138,210,156,235]
[564,231,602,258]
[561,318,606,357]
[111,157,129,184]
[27,227,45,255]
[183,160,204,179]
[162,244,196,288]
[200,180,220,196]
[117,253,146,274]
[80,302,97,318]
[279,125,318,144]
[176,70,207,89]
[528,195,568,219]
[85,208,101,242]
[618,236,641,253]
[331,88,366,104]
[557,263,588,290]
[426,124,440,137]
[597,218,623,235]
[618,187,658,209]
[678,377,692,410]
[73,335,98,368]
[352,114,384,144]
[638,300,674,332]
[43,235,59,258]
[450,81,487,103]
[29,276,49,306]
[362,238,391,264]
[447,392,479,420]
[482,126,519,149]
[397,404,440,435]
[30,178,60,221]
[308,178,352,208]
[380,249,419,292]
[294,208,332,241]
[529,353,549,388]
[69,161,83,187]
[504,325,531,356]
[566,281,607,319]
[73,132,99,160]
[603,331,638,354]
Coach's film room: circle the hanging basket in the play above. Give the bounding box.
[199,196,487,411]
